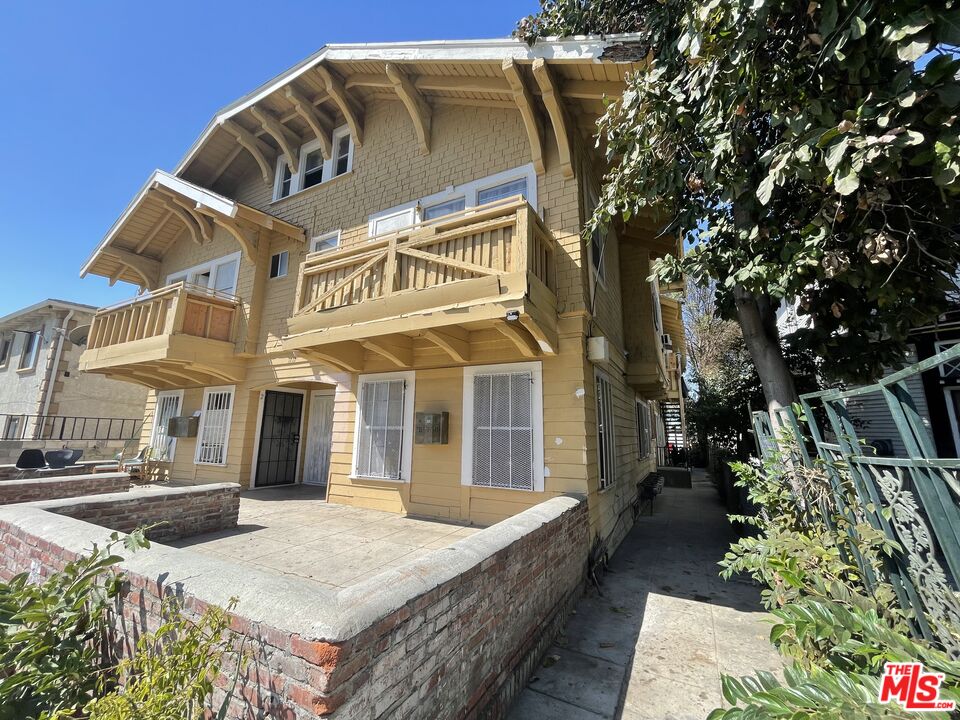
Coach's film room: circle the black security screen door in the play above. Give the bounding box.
[255,391,304,487]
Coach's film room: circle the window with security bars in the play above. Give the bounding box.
[471,370,534,490]
[195,387,234,465]
[596,373,616,489]
[151,391,182,461]
[636,399,652,459]
[355,378,406,479]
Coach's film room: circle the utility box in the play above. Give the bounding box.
[168,416,199,438]
[587,336,612,366]
[415,412,449,444]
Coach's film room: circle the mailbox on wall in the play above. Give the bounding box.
[415,412,449,444]
[168,416,199,438]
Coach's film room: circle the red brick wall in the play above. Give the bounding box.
[0,472,130,505]
[33,484,240,542]
[0,494,587,719]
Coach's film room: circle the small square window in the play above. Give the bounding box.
[302,149,324,189]
[311,230,341,254]
[270,251,288,279]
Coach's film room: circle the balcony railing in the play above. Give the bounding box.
[0,414,142,442]
[293,196,556,318]
[87,282,239,351]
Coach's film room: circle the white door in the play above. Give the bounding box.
[303,391,334,486]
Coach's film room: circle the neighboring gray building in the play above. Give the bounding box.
[0,299,147,442]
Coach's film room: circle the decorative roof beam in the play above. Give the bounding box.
[101,247,161,289]
[155,195,203,246]
[345,73,512,95]
[532,59,575,179]
[384,63,432,155]
[210,215,258,261]
[154,188,214,244]
[315,64,364,147]
[502,58,545,175]
[285,86,332,161]
[250,106,301,175]
[421,328,470,363]
[362,334,413,368]
[220,119,275,184]
[496,320,540,358]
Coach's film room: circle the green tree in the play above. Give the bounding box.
[517,1,960,417]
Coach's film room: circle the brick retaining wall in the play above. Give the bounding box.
[0,463,99,481]
[0,472,131,505]
[28,483,240,542]
[0,494,587,719]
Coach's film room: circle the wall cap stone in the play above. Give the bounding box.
[0,491,585,643]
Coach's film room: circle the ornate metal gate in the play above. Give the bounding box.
[751,343,960,655]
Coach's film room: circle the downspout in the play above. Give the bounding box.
[41,310,74,420]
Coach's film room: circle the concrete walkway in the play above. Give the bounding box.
[507,470,783,720]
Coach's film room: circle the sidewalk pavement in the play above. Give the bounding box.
[507,470,783,720]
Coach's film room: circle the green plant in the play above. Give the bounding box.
[86,597,245,720]
[0,529,150,720]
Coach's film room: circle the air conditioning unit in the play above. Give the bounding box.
[661,333,673,350]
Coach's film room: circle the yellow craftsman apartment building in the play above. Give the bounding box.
[78,35,685,546]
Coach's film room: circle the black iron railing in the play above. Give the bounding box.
[0,414,142,442]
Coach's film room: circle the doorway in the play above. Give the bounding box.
[303,390,334,487]
[254,390,304,487]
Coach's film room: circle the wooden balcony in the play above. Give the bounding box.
[79,282,247,389]
[283,197,559,372]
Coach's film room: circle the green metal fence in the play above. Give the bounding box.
[751,342,960,655]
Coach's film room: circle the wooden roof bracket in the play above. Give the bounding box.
[532,59,575,180]
[250,106,301,175]
[220,119,275,184]
[155,195,204,246]
[361,334,413,368]
[315,64,364,147]
[154,188,214,244]
[101,247,160,289]
[496,320,540,358]
[285,86,333,160]
[209,215,259,261]
[503,58,545,175]
[385,63,432,155]
[421,327,470,363]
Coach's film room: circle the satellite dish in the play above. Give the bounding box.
[67,324,91,346]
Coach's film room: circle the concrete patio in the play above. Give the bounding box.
[507,470,783,720]
[169,484,479,589]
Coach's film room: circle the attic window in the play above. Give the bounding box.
[273,125,354,202]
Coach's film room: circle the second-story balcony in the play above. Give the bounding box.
[283,197,559,372]
[79,282,247,389]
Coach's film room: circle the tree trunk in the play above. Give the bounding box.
[733,284,799,423]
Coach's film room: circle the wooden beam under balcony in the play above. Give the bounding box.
[496,320,540,358]
[298,342,365,373]
[420,328,470,363]
[362,334,414,368]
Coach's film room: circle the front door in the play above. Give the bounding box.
[303,391,334,486]
[254,390,303,487]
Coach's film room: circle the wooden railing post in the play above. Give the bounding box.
[167,285,188,335]
[514,206,530,273]
[383,238,398,296]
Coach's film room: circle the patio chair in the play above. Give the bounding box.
[67,449,83,465]
[14,449,46,478]
[44,449,74,469]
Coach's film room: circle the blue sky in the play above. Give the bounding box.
[0,1,537,316]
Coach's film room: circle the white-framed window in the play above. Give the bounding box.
[269,251,289,279]
[311,229,341,254]
[595,371,616,490]
[367,164,538,237]
[3,415,22,440]
[151,390,183,461]
[195,385,235,466]
[636,398,652,459]
[273,125,354,201]
[0,336,10,368]
[352,371,415,481]
[18,331,39,371]
[167,252,241,296]
[462,362,544,492]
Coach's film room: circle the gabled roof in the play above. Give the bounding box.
[80,170,303,287]
[0,299,97,329]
